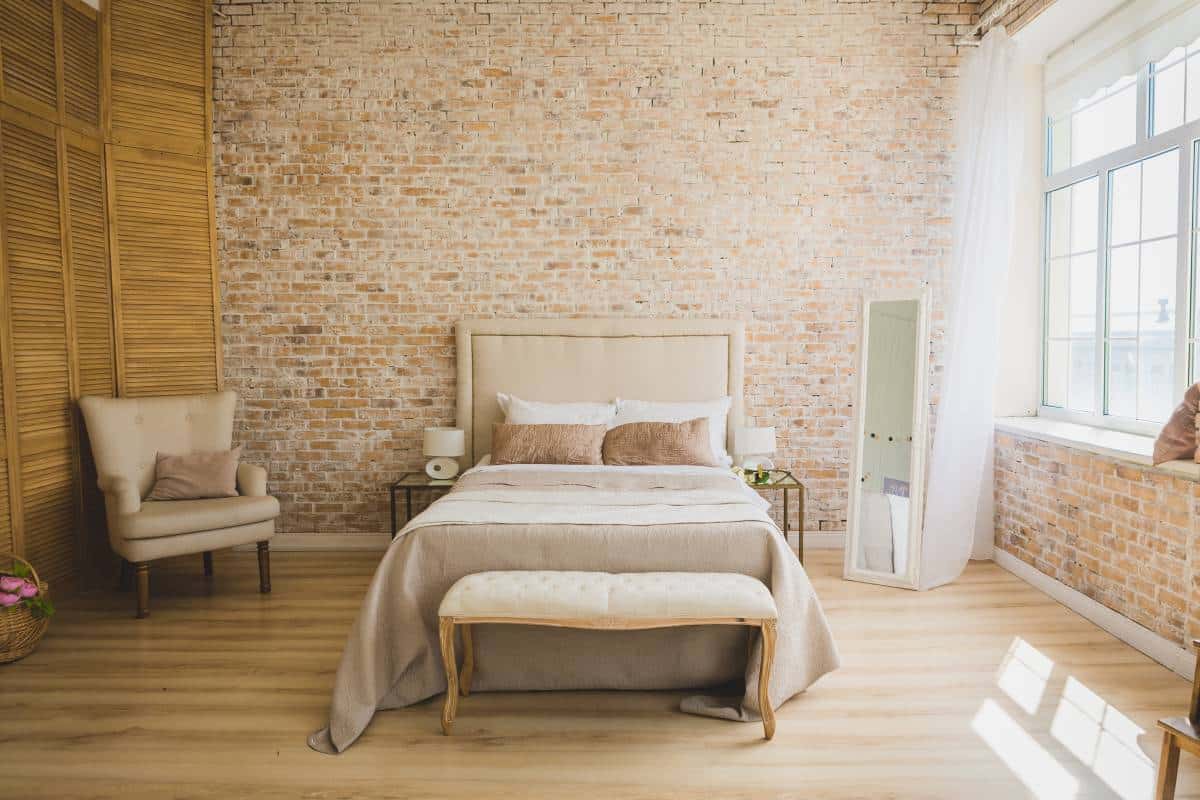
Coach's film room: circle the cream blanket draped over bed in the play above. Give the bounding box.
[309,465,840,754]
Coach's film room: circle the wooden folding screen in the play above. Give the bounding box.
[0,0,219,585]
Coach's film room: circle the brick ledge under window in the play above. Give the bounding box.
[995,416,1200,483]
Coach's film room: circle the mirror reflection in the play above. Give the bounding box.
[854,299,919,576]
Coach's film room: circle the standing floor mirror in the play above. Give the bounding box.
[844,288,931,590]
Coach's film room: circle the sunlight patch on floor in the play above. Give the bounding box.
[1051,676,1153,800]
[973,698,1081,799]
[998,637,1054,715]
[976,637,1157,800]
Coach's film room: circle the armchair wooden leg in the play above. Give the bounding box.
[134,562,150,619]
[202,551,213,577]
[256,541,271,594]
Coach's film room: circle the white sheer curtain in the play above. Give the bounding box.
[919,28,1024,591]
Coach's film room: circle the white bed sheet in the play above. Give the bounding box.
[468,457,770,511]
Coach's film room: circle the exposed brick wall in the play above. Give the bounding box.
[977,0,1057,35]
[995,432,1200,647]
[212,1,975,537]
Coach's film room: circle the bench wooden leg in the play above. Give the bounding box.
[460,623,474,697]
[758,619,777,740]
[439,617,459,734]
[1157,730,1181,800]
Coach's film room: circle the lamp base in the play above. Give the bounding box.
[425,457,460,480]
[739,456,775,471]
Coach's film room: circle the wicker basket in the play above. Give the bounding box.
[0,553,49,663]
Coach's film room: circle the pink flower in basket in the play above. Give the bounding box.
[0,591,20,607]
[0,575,21,592]
[17,580,38,598]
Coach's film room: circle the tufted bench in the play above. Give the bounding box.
[437,570,779,739]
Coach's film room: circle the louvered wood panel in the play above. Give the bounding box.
[65,138,111,397]
[0,0,59,121]
[0,112,78,584]
[64,133,110,574]
[110,146,218,396]
[0,330,12,556]
[61,0,101,134]
[108,0,207,156]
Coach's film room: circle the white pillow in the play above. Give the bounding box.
[613,397,733,466]
[497,393,617,426]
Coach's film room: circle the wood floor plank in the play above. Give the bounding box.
[0,549,1196,799]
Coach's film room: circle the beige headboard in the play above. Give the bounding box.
[456,318,745,466]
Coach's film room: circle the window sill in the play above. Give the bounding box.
[995,416,1200,482]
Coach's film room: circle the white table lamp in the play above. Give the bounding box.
[734,426,776,470]
[423,427,465,479]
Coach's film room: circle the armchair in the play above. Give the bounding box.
[79,391,279,618]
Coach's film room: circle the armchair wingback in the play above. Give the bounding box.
[81,390,236,503]
[79,391,279,618]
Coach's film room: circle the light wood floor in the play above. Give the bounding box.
[1,549,1196,799]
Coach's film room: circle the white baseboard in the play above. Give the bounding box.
[800,532,845,550]
[994,547,1194,678]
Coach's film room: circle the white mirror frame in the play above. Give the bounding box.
[842,286,932,590]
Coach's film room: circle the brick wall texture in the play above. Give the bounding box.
[995,432,1200,648]
[977,0,1054,35]
[212,1,977,537]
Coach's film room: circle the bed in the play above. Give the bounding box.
[308,319,839,754]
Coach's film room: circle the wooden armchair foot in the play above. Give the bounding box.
[134,562,150,619]
[256,541,271,594]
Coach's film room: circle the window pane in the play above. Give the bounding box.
[1070,253,1097,336]
[1140,238,1177,336]
[1048,186,1072,257]
[1069,340,1096,413]
[1139,332,1174,422]
[1071,178,1099,253]
[1049,117,1071,175]
[1110,161,1142,246]
[1072,82,1136,167]
[1047,257,1069,338]
[1108,245,1139,338]
[1189,58,1200,125]
[1141,149,1179,241]
[1153,60,1185,134]
[1107,339,1137,417]
[1045,341,1068,407]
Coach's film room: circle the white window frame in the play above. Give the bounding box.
[1041,62,1199,436]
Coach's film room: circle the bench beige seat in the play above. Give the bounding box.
[437,570,779,739]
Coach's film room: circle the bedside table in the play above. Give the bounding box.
[745,469,805,564]
[390,473,457,538]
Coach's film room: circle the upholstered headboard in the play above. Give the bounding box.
[455,318,745,466]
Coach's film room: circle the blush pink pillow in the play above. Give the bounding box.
[1153,383,1200,465]
[147,445,243,500]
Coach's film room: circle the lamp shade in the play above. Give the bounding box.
[423,427,465,457]
[733,426,776,456]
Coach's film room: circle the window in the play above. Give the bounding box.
[1042,36,1200,433]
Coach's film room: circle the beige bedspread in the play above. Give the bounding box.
[309,465,839,754]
